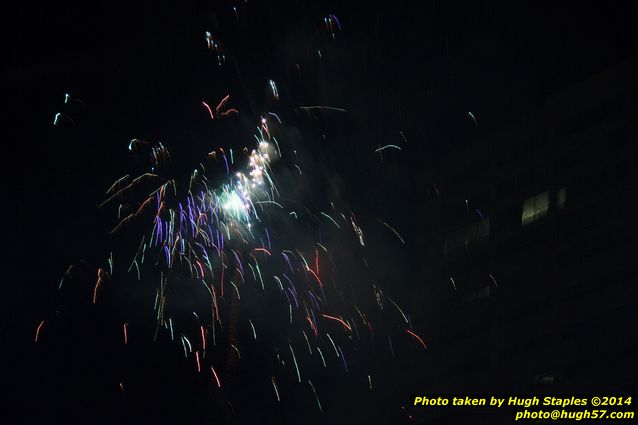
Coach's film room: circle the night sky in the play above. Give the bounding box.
[3,1,638,424]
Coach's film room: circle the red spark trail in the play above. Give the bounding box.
[195,260,205,279]
[211,366,222,388]
[404,328,428,350]
[200,325,206,351]
[34,320,45,342]
[93,279,101,304]
[93,268,107,304]
[306,315,318,337]
[320,314,352,332]
[202,101,215,120]
[306,267,323,288]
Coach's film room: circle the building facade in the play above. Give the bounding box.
[413,57,638,423]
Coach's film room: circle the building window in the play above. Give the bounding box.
[556,187,567,210]
[463,285,491,304]
[444,227,465,254]
[467,218,490,243]
[521,191,549,225]
[444,218,490,254]
[534,374,555,385]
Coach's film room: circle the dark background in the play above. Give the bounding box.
[2,1,638,424]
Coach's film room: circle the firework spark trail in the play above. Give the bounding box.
[388,336,395,358]
[196,351,202,372]
[326,333,339,357]
[337,346,348,372]
[404,328,428,351]
[249,319,257,340]
[34,320,45,343]
[297,106,347,113]
[53,113,75,126]
[93,268,107,304]
[316,347,327,368]
[200,325,206,351]
[289,344,301,383]
[202,101,215,119]
[308,380,322,412]
[306,267,324,288]
[181,337,188,358]
[387,297,409,324]
[320,211,341,229]
[211,366,222,388]
[271,377,281,401]
[320,313,352,332]
[267,112,282,124]
[106,175,131,195]
[468,111,478,126]
[58,265,74,290]
[231,344,241,359]
[376,219,405,244]
[183,336,193,353]
[268,80,279,100]
[374,144,402,153]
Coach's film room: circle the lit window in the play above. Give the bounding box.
[556,187,567,210]
[521,191,549,225]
